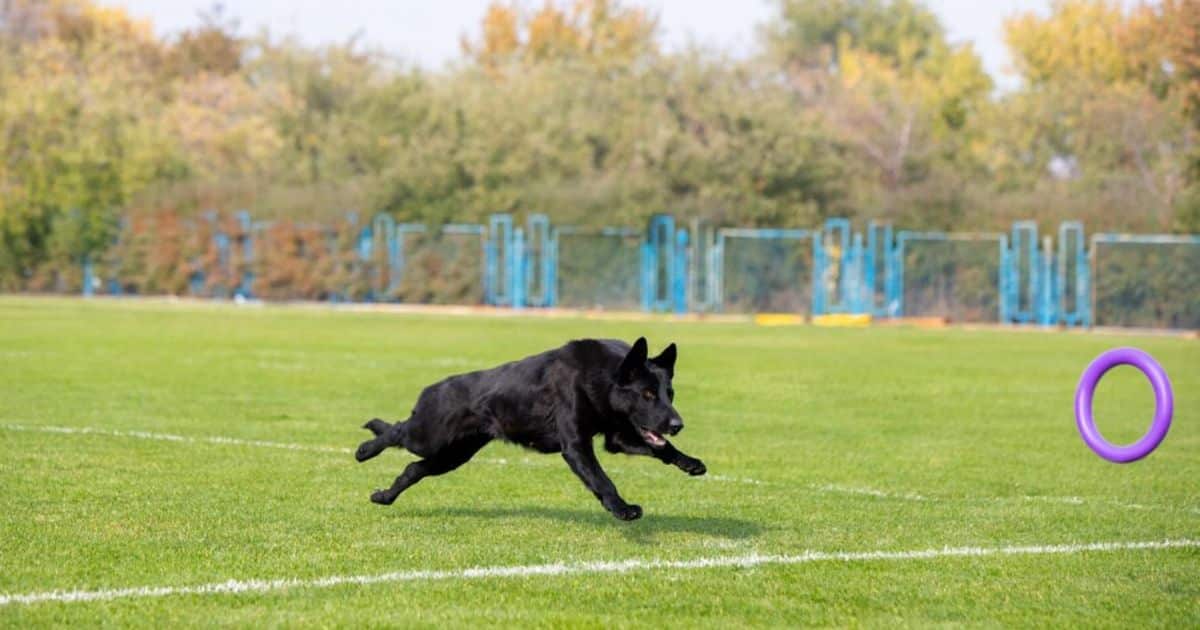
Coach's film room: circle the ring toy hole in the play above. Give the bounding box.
[1091,365,1157,446]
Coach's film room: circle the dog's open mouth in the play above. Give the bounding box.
[639,428,666,447]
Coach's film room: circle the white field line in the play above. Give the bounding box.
[702,473,767,486]
[0,423,351,455]
[1,539,1196,607]
[3,424,1195,515]
[0,424,895,494]
[806,486,1165,514]
[0,423,775,484]
[812,483,927,501]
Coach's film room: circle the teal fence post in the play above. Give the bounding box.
[370,214,399,297]
[1009,221,1039,323]
[82,258,94,297]
[512,227,526,309]
[1056,221,1088,327]
[817,218,851,313]
[866,221,893,317]
[847,231,865,314]
[811,230,825,316]
[546,226,558,307]
[673,227,688,313]
[885,230,902,317]
[643,214,675,312]
[486,214,513,305]
[1038,235,1055,325]
[525,214,553,307]
[685,220,717,313]
[998,234,1011,323]
[236,210,254,299]
[711,228,723,311]
[1078,235,1091,328]
[894,232,910,318]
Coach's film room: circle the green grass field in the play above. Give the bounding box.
[0,297,1197,627]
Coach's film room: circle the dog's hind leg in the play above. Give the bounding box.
[369,435,490,505]
[355,418,408,463]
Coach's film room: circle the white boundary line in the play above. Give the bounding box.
[0,423,351,455]
[3,424,1196,515]
[811,483,927,501]
[1,539,1195,607]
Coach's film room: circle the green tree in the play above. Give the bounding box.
[762,0,992,226]
[998,0,1194,232]
[461,0,658,71]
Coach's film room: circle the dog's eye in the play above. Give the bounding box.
[642,389,655,400]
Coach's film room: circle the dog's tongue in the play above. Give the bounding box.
[641,428,666,447]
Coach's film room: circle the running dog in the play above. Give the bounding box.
[354,337,706,520]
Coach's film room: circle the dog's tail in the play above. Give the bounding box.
[355,418,405,463]
[363,418,391,436]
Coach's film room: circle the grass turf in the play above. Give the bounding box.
[0,296,1197,627]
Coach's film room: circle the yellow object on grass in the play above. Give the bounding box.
[753,313,806,326]
[812,313,872,328]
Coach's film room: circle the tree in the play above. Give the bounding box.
[0,0,181,288]
[762,0,992,224]
[461,0,657,71]
[999,0,1195,231]
[762,0,945,80]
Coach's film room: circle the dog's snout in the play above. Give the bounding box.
[667,417,683,435]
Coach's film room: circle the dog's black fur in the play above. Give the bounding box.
[355,337,706,520]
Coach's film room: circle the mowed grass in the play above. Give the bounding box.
[0,296,1197,627]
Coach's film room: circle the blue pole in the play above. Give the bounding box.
[640,237,653,311]
[1038,236,1054,325]
[811,231,825,316]
[885,231,901,317]
[82,258,94,297]
[512,227,525,309]
[1077,228,1090,327]
[713,231,725,312]
[1010,221,1038,323]
[237,210,254,299]
[892,233,909,318]
[847,231,864,314]
[546,227,558,307]
[673,228,688,313]
[867,222,893,317]
[486,214,513,305]
[998,235,1010,324]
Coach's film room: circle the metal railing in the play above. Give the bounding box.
[79,212,1200,330]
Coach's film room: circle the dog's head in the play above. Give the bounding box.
[609,337,682,448]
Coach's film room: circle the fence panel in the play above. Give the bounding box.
[393,226,485,305]
[556,228,642,310]
[899,233,1004,322]
[1092,235,1200,329]
[718,229,813,314]
[67,212,1199,331]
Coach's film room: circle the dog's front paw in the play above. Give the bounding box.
[677,457,707,476]
[370,489,396,505]
[611,503,643,521]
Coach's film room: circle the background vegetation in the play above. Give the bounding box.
[1,0,1198,291]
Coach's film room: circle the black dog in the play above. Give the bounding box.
[354,337,706,520]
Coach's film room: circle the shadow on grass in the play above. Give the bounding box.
[390,505,763,543]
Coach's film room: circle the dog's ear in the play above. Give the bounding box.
[649,342,676,376]
[617,337,649,383]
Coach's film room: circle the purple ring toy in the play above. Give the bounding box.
[1074,347,1173,463]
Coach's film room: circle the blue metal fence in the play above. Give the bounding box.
[82,213,1200,329]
